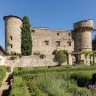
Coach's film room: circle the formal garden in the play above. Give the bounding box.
[8,65,96,96]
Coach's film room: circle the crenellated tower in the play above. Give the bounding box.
[73,19,94,51]
[3,15,22,54]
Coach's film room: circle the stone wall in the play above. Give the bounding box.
[5,55,68,67]
[31,28,74,55]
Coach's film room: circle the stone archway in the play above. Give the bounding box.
[72,55,79,64]
[72,55,76,64]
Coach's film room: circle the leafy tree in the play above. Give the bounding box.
[21,16,32,55]
[92,35,96,50]
[53,50,67,65]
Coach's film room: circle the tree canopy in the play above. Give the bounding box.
[53,50,67,65]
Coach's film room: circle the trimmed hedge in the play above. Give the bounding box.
[13,65,96,76]
[0,66,6,86]
[9,76,30,96]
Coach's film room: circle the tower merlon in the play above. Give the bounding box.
[74,19,94,31]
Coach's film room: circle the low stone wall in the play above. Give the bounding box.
[5,55,67,67]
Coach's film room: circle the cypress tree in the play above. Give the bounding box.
[21,16,32,55]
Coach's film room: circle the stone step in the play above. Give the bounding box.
[2,82,8,86]
[0,85,9,90]
[0,90,3,96]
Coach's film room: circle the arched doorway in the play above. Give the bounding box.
[72,55,78,64]
[72,55,76,64]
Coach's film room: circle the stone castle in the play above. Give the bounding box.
[2,15,94,66]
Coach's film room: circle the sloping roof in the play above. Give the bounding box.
[0,46,7,55]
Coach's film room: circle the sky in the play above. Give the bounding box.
[0,0,96,49]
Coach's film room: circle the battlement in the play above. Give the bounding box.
[74,19,93,28]
[74,19,94,32]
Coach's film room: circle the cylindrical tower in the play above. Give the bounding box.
[3,15,22,54]
[74,19,94,51]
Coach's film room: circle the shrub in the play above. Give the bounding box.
[10,55,16,60]
[13,67,18,76]
[39,54,45,59]
[10,76,30,96]
[62,50,68,54]
[52,50,58,55]
[92,73,96,84]
[53,50,67,65]
[18,54,22,58]
[7,66,11,72]
[30,85,43,96]
[55,50,67,65]
[70,72,91,87]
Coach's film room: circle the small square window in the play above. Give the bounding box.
[68,42,71,46]
[44,41,49,45]
[57,33,59,36]
[31,30,35,33]
[56,41,60,46]
[68,33,71,36]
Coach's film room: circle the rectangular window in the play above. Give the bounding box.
[56,41,60,46]
[44,41,49,45]
[68,33,71,36]
[31,30,35,33]
[57,33,59,36]
[10,36,12,40]
[10,44,13,48]
[68,42,71,46]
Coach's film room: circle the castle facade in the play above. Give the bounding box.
[3,15,94,65]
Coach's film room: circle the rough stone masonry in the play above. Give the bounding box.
[3,15,94,66]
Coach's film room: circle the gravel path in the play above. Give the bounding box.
[0,72,11,96]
